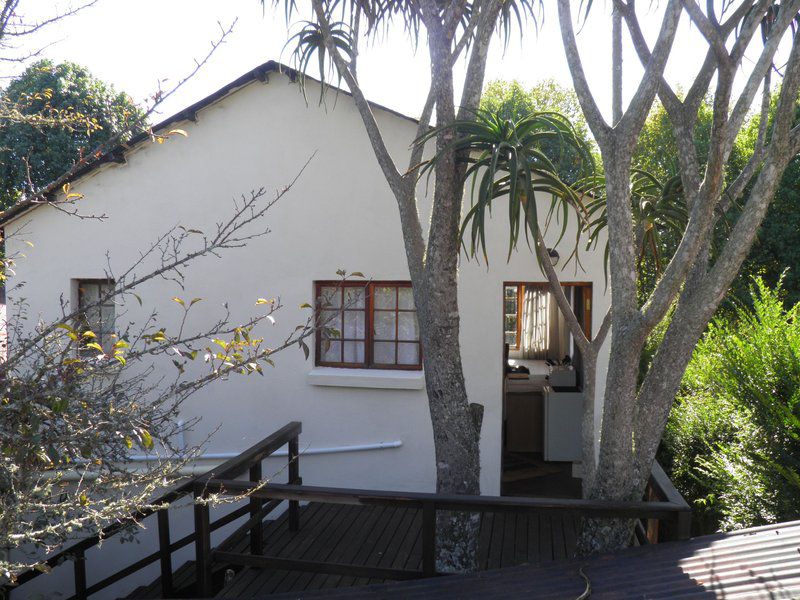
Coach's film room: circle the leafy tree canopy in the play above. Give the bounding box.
[0,59,144,207]
[633,98,800,305]
[478,79,596,186]
[481,79,590,141]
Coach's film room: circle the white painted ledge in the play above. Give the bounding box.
[307,367,425,390]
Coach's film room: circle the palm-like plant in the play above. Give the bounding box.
[418,108,595,263]
[581,170,688,277]
[284,19,355,105]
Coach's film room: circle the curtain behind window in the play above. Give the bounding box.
[521,287,549,359]
[520,286,571,360]
[548,286,571,360]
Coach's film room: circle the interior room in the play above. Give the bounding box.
[501,282,591,498]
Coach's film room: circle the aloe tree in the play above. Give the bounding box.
[268,0,800,560]
[433,109,693,494]
[433,0,800,556]
[266,0,545,571]
[423,108,614,491]
[560,0,800,552]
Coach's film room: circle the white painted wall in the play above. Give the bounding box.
[5,71,610,598]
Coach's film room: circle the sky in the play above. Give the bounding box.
[1,1,766,127]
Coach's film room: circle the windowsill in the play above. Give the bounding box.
[307,367,425,390]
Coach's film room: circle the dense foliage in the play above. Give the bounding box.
[633,100,800,306]
[480,79,594,184]
[0,60,143,207]
[659,278,800,534]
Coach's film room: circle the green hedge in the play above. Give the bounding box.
[659,278,800,534]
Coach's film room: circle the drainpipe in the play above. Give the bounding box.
[48,439,404,481]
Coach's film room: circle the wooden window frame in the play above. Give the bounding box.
[504,284,523,350]
[314,281,422,371]
[504,281,593,344]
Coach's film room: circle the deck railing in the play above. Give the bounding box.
[4,421,302,600]
[196,454,691,595]
[6,421,690,599]
[637,460,691,544]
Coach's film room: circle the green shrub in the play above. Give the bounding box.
[659,277,800,533]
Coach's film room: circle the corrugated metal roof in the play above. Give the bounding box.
[267,520,800,599]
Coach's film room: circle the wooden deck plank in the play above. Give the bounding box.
[216,503,327,598]
[501,512,518,567]
[552,515,567,561]
[540,514,554,561]
[338,505,413,588]
[239,503,334,596]
[351,505,409,587]
[476,512,494,570]
[267,504,364,594]
[392,511,422,572]
[303,507,396,590]
[527,513,540,563]
[332,506,392,587]
[404,511,425,572]
[563,514,578,559]
[277,503,371,593]
[301,504,390,591]
[217,503,329,598]
[213,501,577,598]
[487,512,506,570]
[264,502,350,593]
[514,514,529,565]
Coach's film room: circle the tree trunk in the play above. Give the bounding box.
[576,153,648,555]
[580,350,598,495]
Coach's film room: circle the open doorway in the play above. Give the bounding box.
[501,282,591,498]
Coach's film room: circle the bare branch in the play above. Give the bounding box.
[557,0,611,147]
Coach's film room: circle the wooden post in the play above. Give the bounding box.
[422,501,436,577]
[249,462,264,555]
[288,435,300,532]
[157,509,174,596]
[194,490,213,597]
[73,549,87,600]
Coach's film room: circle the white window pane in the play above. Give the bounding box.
[398,343,419,365]
[373,341,395,364]
[344,287,366,309]
[321,340,341,362]
[398,287,415,310]
[343,310,365,339]
[318,286,341,308]
[343,341,365,363]
[320,310,342,337]
[374,311,396,340]
[374,286,396,309]
[397,312,419,341]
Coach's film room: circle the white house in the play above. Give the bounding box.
[3,60,611,597]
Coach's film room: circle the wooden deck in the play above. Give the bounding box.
[215,501,580,598]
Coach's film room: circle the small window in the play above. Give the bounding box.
[504,285,520,348]
[76,279,115,355]
[315,281,421,370]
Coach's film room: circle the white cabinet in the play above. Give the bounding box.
[543,385,583,462]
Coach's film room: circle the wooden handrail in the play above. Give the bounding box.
[8,421,302,597]
[194,465,691,593]
[203,479,690,520]
[648,461,690,508]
